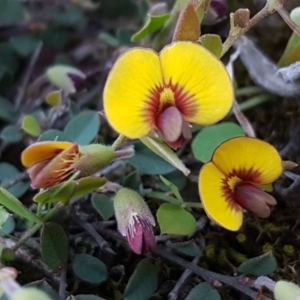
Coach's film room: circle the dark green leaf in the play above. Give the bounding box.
[238,251,277,276]
[64,111,100,145]
[140,136,190,175]
[124,258,159,300]
[0,216,15,235]
[73,253,108,284]
[186,283,221,300]
[1,125,22,143]
[72,177,107,198]
[123,170,141,190]
[0,163,29,198]
[41,222,69,270]
[98,32,119,47]
[132,14,170,42]
[0,0,25,25]
[158,170,186,192]
[128,141,175,175]
[38,129,72,142]
[74,296,106,300]
[157,203,196,235]
[0,43,19,74]
[38,26,69,48]
[10,35,40,57]
[167,241,202,257]
[91,194,114,220]
[191,122,245,162]
[0,187,42,224]
[117,28,136,46]
[53,4,87,27]
[0,96,17,122]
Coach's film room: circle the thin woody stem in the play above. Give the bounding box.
[221,5,271,57]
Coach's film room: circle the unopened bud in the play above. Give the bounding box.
[202,0,228,25]
[274,281,300,300]
[12,287,53,300]
[46,65,86,94]
[114,188,156,254]
[233,9,250,28]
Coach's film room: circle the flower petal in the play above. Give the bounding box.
[212,137,283,184]
[159,41,233,124]
[199,161,243,231]
[21,141,74,168]
[104,48,163,138]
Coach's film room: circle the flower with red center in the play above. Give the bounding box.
[113,188,156,254]
[199,137,283,231]
[21,141,116,189]
[104,41,233,148]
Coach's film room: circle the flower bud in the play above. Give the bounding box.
[46,65,86,94]
[202,0,228,25]
[274,280,300,300]
[233,9,250,28]
[21,142,115,189]
[12,288,53,300]
[114,188,156,254]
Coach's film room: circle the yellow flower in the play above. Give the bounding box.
[104,41,233,148]
[199,137,283,231]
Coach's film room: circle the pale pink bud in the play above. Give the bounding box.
[114,188,156,254]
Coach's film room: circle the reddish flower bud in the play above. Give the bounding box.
[203,0,228,25]
[114,188,156,254]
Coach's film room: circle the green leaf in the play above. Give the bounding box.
[0,163,29,198]
[167,241,202,257]
[140,136,190,175]
[24,280,59,300]
[1,125,22,143]
[38,26,69,48]
[238,251,277,276]
[123,170,141,190]
[191,122,245,162]
[200,34,222,58]
[33,182,76,204]
[158,170,186,192]
[10,35,40,57]
[72,177,107,198]
[159,175,183,202]
[74,296,106,300]
[186,283,221,300]
[64,111,100,145]
[22,115,41,137]
[116,28,136,46]
[98,32,119,47]
[73,253,108,284]
[53,4,87,27]
[0,216,15,235]
[124,258,159,300]
[128,141,176,175]
[0,43,19,74]
[45,90,62,107]
[41,222,68,270]
[0,206,10,228]
[38,129,72,142]
[157,203,196,235]
[0,187,42,224]
[0,96,17,122]
[132,14,170,42]
[278,7,300,66]
[91,194,114,220]
[0,0,25,25]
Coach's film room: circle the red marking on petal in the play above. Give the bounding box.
[234,183,276,218]
[221,168,262,212]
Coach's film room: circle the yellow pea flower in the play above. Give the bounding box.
[199,137,283,231]
[104,41,233,148]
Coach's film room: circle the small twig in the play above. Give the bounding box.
[276,6,300,37]
[221,6,271,57]
[153,246,272,300]
[58,265,67,300]
[15,41,43,109]
[74,215,116,256]
[168,256,200,300]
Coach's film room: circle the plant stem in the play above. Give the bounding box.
[12,203,64,251]
[112,134,127,150]
[221,6,271,57]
